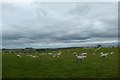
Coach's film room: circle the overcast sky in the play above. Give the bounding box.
[2,2,118,48]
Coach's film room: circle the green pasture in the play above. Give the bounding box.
[2,47,118,78]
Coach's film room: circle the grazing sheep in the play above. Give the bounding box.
[48,53,53,56]
[57,52,61,55]
[76,54,87,61]
[53,54,57,57]
[100,53,109,57]
[32,55,38,58]
[80,53,87,56]
[36,52,38,53]
[29,55,33,57]
[32,56,36,58]
[83,55,87,59]
[27,54,30,56]
[42,53,44,55]
[110,52,114,54]
[93,53,96,55]
[73,52,77,55]
[27,54,33,57]
[17,55,21,57]
[39,54,42,56]
[57,52,61,57]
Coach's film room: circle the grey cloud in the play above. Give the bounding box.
[2,2,118,48]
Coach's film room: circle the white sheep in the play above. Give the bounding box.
[32,55,38,58]
[100,53,109,57]
[26,55,29,56]
[76,54,87,61]
[110,52,114,54]
[93,53,96,55]
[57,52,61,57]
[39,54,42,56]
[42,53,44,55]
[27,54,33,57]
[80,53,87,56]
[17,55,21,57]
[73,52,77,55]
[48,53,53,56]
[53,54,57,57]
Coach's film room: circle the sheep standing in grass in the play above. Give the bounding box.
[73,52,77,55]
[100,53,109,57]
[26,55,30,56]
[39,54,42,56]
[48,53,53,56]
[17,55,21,57]
[36,52,38,53]
[27,54,33,57]
[110,52,114,54]
[57,52,61,57]
[76,54,87,61]
[53,54,57,57]
[42,53,44,55]
[44,53,47,55]
[32,55,38,58]
[80,53,87,56]
[93,53,96,55]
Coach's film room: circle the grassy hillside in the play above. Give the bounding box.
[2,47,118,78]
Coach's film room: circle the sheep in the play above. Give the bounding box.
[110,52,114,54]
[42,53,44,55]
[39,54,42,56]
[53,54,57,57]
[27,54,33,57]
[100,53,109,57]
[100,52,103,55]
[36,52,38,53]
[76,54,87,61]
[80,53,87,56]
[17,55,21,57]
[48,53,53,56]
[93,53,96,55]
[73,52,77,55]
[32,56,36,58]
[26,54,30,56]
[82,55,87,59]
[57,52,61,57]
[29,55,33,57]
[57,52,61,55]
[32,55,38,58]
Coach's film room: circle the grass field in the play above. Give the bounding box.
[2,47,118,78]
[0,51,2,79]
